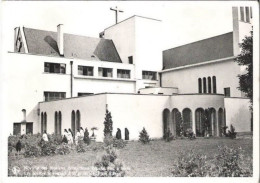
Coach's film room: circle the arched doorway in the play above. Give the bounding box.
[209,108,217,136]
[171,108,179,136]
[195,108,205,137]
[71,110,75,135]
[163,109,170,138]
[218,108,224,136]
[182,108,192,133]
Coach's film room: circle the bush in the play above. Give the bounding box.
[55,143,71,155]
[92,146,125,177]
[215,146,252,177]
[76,140,87,153]
[227,124,237,139]
[38,140,57,156]
[139,127,151,144]
[48,134,63,145]
[24,143,41,158]
[171,146,253,177]
[163,129,175,142]
[186,128,196,140]
[104,135,126,149]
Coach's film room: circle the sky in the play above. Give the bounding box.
[0,1,255,52]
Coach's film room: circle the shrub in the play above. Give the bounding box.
[92,146,125,177]
[104,109,113,137]
[104,135,126,149]
[76,140,87,153]
[55,143,71,155]
[38,140,57,156]
[171,146,253,177]
[186,128,196,140]
[163,129,175,142]
[171,150,211,177]
[24,143,41,158]
[215,146,252,177]
[139,127,151,144]
[48,134,63,145]
[227,124,237,139]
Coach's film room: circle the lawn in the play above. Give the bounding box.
[8,138,253,177]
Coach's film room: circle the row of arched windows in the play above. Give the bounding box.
[71,110,81,135]
[198,76,216,94]
[163,107,226,138]
[41,112,47,134]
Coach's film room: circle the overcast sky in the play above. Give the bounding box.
[1,1,255,52]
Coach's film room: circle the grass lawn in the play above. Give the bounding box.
[8,138,253,177]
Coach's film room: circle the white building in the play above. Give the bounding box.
[6,7,252,141]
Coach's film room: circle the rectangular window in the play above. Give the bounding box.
[44,62,66,74]
[98,67,113,78]
[245,7,250,22]
[142,71,157,80]
[224,87,230,97]
[240,7,245,21]
[44,92,66,101]
[128,56,133,64]
[78,66,93,76]
[78,93,93,97]
[250,7,252,18]
[117,69,130,79]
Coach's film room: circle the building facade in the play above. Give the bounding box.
[6,7,252,141]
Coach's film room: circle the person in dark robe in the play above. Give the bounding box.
[116,128,121,139]
[125,128,129,140]
[83,127,90,144]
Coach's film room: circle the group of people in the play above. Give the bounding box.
[63,127,89,145]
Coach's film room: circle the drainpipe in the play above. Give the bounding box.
[70,61,73,97]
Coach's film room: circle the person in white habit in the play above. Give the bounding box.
[75,129,81,145]
[67,129,73,147]
[42,130,48,141]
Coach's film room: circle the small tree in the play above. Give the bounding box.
[234,30,253,110]
[175,111,184,137]
[139,127,151,144]
[104,109,113,137]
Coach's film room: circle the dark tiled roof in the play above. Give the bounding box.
[23,27,122,63]
[163,32,234,69]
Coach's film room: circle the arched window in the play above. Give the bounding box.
[58,111,62,135]
[213,76,217,93]
[44,112,47,133]
[163,109,170,138]
[203,77,207,93]
[22,109,26,122]
[182,108,192,132]
[55,111,58,134]
[41,112,44,134]
[198,78,202,93]
[195,108,205,137]
[71,110,75,135]
[76,110,81,132]
[218,108,224,136]
[207,77,211,93]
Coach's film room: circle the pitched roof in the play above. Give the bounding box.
[23,27,122,63]
[163,32,234,69]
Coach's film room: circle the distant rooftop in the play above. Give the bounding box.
[21,27,122,63]
[163,32,234,69]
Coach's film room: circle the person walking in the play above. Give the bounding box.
[42,130,48,141]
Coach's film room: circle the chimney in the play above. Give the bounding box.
[57,24,64,56]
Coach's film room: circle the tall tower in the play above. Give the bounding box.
[232,6,253,56]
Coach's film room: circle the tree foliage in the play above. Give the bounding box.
[234,30,253,110]
[104,109,113,137]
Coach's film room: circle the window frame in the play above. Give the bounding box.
[98,67,113,78]
[117,69,131,79]
[44,62,66,74]
[142,70,157,80]
[78,65,94,76]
